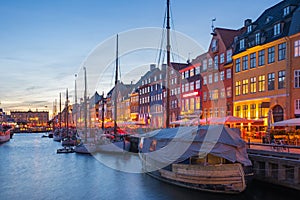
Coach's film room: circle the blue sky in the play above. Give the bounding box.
[0,0,281,116]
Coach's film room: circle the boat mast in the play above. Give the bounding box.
[59,92,61,129]
[75,74,77,129]
[114,34,119,135]
[165,0,171,128]
[66,88,69,136]
[84,66,88,141]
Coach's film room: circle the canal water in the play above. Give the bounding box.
[0,133,299,200]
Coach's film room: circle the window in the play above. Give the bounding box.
[220,71,224,81]
[258,75,265,92]
[295,40,300,57]
[208,58,213,68]
[255,33,261,45]
[226,87,232,98]
[196,97,200,110]
[250,104,256,119]
[243,105,248,118]
[203,76,207,85]
[214,72,218,82]
[250,53,256,68]
[203,92,207,101]
[274,23,281,36]
[296,99,300,113]
[181,73,185,80]
[203,59,207,71]
[208,74,213,84]
[185,71,189,78]
[284,6,290,16]
[196,80,200,89]
[185,83,189,92]
[250,77,257,93]
[295,70,300,88]
[278,43,286,61]
[258,50,265,66]
[227,49,232,62]
[195,66,200,75]
[268,73,275,91]
[240,39,245,50]
[235,81,241,96]
[214,55,218,70]
[247,25,252,33]
[220,53,224,64]
[235,106,241,117]
[242,56,248,70]
[212,89,219,100]
[221,88,225,98]
[236,58,241,72]
[190,82,194,91]
[190,69,194,77]
[242,79,249,95]
[226,68,232,79]
[278,70,285,89]
[268,46,275,64]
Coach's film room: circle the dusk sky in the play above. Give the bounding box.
[0,0,281,116]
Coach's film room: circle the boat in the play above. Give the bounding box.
[57,146,75,154]
[139,125,253,194]
[0,124,12,143]
[53,93,63,142]
[137,0,253,194]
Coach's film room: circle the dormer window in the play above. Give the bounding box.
[255,32,261,45]
[247,25,252,33]
[211,39,218,52]
[274,23,281,36]
[283,6,290,16]
[266,16,273,24]
[240,39,245,50]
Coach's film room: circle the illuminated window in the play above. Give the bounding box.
[258,75,265,92]
[220,88,225,98]
[278,43,286,61]
[243,105,248,118]
[295,40,300,57]
[250,77,257,93]
[235,106,241,117]
[250,53,256,68]
[278,70,285,89]
[268,46,275,64]
[214,108,219,117]
[242,79,249,94]
[235,58,241,72]
[268,73,275,91]
[249,104,256,119]
[196,97,200,110]
[190,98,195,111]
[226,87,232,98]
[212,89,219,100]
[242,56,248,70]
[190,68,194,77]
[258,50,265,66]
[235,81,241,96]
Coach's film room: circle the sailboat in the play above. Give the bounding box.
[138,0,253,194]
[96,34,130,153]
[53,93,63,142]
[74,67,97,154]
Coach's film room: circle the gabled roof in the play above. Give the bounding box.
[215,28,244,49]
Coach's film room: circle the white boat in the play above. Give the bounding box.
[139,125,253,194]
[0,124,12,143]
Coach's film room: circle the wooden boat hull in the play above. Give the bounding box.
[0,130,11,143]
[145,163,246,194]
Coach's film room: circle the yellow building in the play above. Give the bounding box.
[232,1,300,131]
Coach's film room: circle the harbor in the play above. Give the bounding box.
[0,133,299,200]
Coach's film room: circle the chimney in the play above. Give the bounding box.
[150,64,156,71]
[244,19,252,27]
